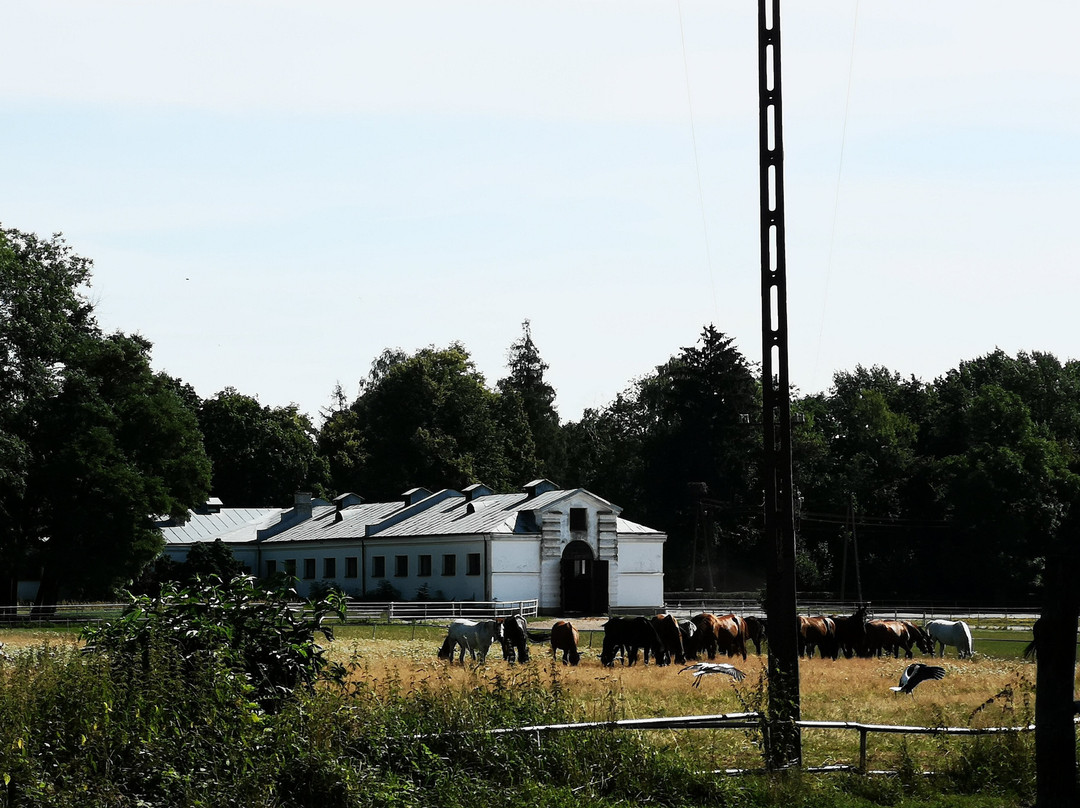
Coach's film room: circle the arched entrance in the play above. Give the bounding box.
[560,540,608,615]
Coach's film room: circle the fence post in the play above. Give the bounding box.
[859,728,868,773]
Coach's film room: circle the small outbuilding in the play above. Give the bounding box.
[158,480,666,613]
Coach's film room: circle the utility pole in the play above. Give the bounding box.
[758,0,801,769]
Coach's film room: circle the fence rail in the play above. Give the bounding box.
[447,710,1048,775]
[0,598,539,627]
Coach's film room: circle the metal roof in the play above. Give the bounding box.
[157,507,284,545]
[159,486,662,547]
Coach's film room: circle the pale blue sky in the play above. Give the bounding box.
[3,2,1077,423]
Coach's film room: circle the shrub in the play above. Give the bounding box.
[80,574,347,711]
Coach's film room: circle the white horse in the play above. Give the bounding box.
[437,618,504,663]
[924,619,973,659]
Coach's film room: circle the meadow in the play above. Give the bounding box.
[0,619,1063,807]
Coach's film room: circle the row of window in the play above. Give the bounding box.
[265,553,482,581]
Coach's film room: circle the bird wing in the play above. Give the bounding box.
[681,662,746,682]
[921,665,946,681]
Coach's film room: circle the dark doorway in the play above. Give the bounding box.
[560,541,608,614]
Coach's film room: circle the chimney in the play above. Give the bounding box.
[294,492,313,521]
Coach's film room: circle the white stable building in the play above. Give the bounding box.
[158,480,666,613]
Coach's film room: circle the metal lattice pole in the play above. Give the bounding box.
[759,0,801,769]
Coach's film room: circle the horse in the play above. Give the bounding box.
[832,604,870,659]
[437,618,504,663]
[744,615,767,655]
[798,615,837,659]
[901,620,935,656]
[690,613,748,661]
[550,620,581,665]
[499,614,530,664]
[651,614,686,665]
[864,619,909,658]
[600,616,665,666]
[925,619,973,659]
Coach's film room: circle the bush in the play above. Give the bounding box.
[80,574,347,711]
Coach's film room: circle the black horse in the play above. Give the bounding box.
[500,614,531,663]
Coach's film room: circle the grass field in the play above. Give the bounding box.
[2,619,1063,806]
[317,621,1053,775]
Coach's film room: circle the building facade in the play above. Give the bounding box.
[159,480,666,613]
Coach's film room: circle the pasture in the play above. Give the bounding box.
[0,618,1065,806]
[326,623,1046,776]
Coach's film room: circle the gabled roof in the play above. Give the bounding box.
[159,484,662,548]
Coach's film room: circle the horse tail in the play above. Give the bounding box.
[961,621,974,658]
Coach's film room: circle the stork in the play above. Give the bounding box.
[890,663,946,696]
[679,662,746,687]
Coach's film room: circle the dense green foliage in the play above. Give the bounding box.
[0,228,210,606]
[318,343,539,499]
[198,388,330,506]
[80,575,347,712]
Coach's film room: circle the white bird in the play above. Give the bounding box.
[679,662,746,687]
[890,663,946,695]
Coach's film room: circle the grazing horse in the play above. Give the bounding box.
[550,620,581,665]
[499,614,530,664]
[678,619,697,654]
[832,605,870,659]
[744,615,767,655]
[901,620,935,656]
[864,619,911,658]
[690,613,748,661]
[925,619,973,659]
[600,616,665,666]
[651,614,687,665]
[799,615,837,659]
[437,619,503,663]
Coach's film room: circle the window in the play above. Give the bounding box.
[265,560,277,576]
[466,552,481,576]
[442,554,457,576]
[345,557,358,578]
[284,559,297,578]
[324,557,337,579]
[395,555,409,577]
[570,507,588,532]
[303,558,316,579]
[418,554,432,577]
[372,556,385,578]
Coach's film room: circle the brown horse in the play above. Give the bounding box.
[798,615,837,659]
[690,613,748,661]
[550,620,581,665]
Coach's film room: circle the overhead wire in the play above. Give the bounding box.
[675,0,719,322]
[813,0,861,389]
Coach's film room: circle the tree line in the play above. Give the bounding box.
[4,226,1080,609]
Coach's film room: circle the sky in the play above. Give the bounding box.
[3,1,1078,425]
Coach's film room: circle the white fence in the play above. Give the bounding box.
[0,598,539,626]
[433,710,1047,776]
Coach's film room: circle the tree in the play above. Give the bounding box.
[27,333,212,603]
[319,344,538,499]
[0,228,98,604]
[199,388,329,506]
[563,326,760,590]
[497,320,565,481]
[794,366,932,599]
[0,228,210,605]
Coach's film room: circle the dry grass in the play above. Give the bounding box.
[327,634,1048,772]
[0,623,1056,774]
